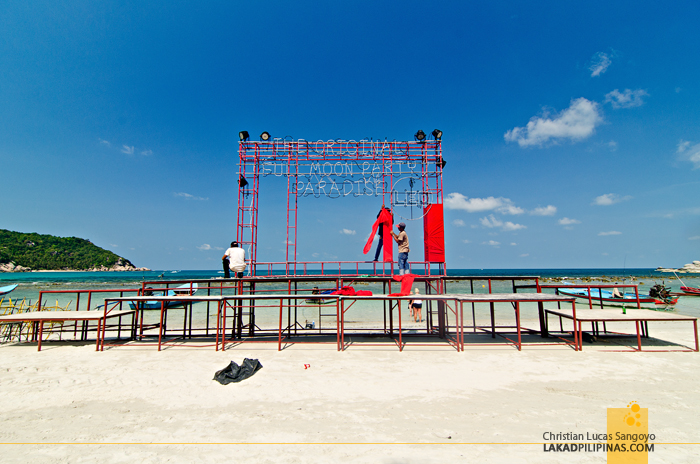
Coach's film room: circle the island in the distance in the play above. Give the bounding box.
[656,260,700,274]
[0,229,149,272]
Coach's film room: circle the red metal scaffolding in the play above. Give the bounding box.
[236,138,445,276]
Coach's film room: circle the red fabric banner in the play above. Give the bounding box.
[423,204,445,262]
[363,207,394,262]
[388,273,416,296]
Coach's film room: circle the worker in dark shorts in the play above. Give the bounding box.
[390,222,410,275]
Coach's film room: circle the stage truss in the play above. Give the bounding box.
[236,138,446,275]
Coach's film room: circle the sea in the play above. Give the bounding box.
[2,268,699,326]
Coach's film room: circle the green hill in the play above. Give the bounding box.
[0,229,142,271]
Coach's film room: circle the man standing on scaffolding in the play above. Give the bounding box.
[390,222,410,275]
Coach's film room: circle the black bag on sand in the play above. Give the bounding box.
[213,358,263,385]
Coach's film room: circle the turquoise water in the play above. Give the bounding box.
[0,267,681,285]
[2,269,698,326]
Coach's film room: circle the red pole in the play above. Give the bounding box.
[587,286,593,309]
[95,317,102,351]
[398,300,403,351]
[572,300,579,351]
[336,298,341,351]
[216,299,221,351]
[459,300,464,352]
[278,299,283,351]
[515,302,521,351]
[158,301,165,351]
[36,321,44,351]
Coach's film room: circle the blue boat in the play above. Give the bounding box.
[557,287,677,307]
[129,283,198,310]
[0,284,18,296]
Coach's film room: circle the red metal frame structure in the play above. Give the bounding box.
[236,138,445,276]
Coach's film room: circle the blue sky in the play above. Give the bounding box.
[2,1,699,270]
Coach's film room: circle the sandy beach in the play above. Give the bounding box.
[1,319,698,463]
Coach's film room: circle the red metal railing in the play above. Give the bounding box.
[250,260,446,277]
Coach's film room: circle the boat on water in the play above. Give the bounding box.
[305,287,336,305]
[556,287,678,308]
[671,271,700,296]
[129,283,198,310]
[680,286,700,296]
[0,284,18,296]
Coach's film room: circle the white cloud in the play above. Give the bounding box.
[558,218,581,225]
[340,229,356,235]
[530,205,557,216]
[499,204,525,215]
[462,239,470,244]
[598,231,622,236]
[589,51,613,77]
[483,240,501,247]
[174,192,209,201]
[689,236,700,241]
[445,193,523,214]
[604,89,648,109]
[121,145,135,155]
[608,140,618,151]
[141,149,153,156]
[452,219,465,227]
[504,98,602,147]
[677,140,700,169]
[99,138,111,147]
[593,193,632,206]
[480,214,526,231]
[520,253,529,257]
[480,215,500,228]
[677,140,692,153]
[510,242,517,246]
[502,222,525,231]
[110,244,118,247]
[197,244,223,251]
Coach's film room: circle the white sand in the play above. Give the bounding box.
[0,320,698,463]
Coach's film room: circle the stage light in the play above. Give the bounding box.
[260,131,271,141]
[437,159,447,169]
[239,131,249,142]
[239,175,249,188]
[432,129,442,140]
[414,130,426,141]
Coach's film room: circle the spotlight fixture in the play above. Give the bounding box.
[260,131,271,141]
[414,130,426,141]
[438,159,447,169]
[238,175,249,188]
[239,131,249,142]
[432,129,442,140]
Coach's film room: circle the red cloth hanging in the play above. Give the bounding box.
[363,207,393,262]
[423,204,445,262]
[388,273,416,296]
[330,286,373,296]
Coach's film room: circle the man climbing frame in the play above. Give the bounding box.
[390,222,410,275]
